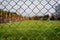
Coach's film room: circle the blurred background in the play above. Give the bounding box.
[0,0,60,17]
[0,0,60,40]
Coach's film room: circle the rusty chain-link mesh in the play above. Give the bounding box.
[0,0,60,40]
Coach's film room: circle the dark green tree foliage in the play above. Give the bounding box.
[54,4,60,20]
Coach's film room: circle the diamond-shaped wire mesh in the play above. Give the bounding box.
[0,0,59,16]
[0,0,60,40]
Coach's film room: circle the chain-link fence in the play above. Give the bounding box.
[0,0,60,22]
[0,0,60,16]
[0,0,60,40]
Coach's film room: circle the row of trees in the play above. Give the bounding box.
[0,4,60,23]
[0,9,23,23]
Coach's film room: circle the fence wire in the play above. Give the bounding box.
[0,0,60,40]
[0,0,60,16]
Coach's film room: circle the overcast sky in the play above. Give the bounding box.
[0,0,60,17]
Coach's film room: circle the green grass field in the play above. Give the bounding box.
[0,20,60,40]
